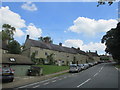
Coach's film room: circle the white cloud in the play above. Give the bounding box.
[0,6,26,29]
[26,23,42,39]
[68,17,118,36]
[14,29,25,38]
[64,39,106,55]
[21,2,38,11]
[0,6,42,39]
[0,6,26,38]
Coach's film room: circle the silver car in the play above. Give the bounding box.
[69,64,80,73]
[83,64,89,69]
[78,64,84,70]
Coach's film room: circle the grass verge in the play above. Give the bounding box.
[34,65,69,75]
[115,64,120,68]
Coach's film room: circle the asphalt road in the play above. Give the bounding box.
[16,62,119,89]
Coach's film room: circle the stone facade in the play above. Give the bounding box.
[22,35,100,65]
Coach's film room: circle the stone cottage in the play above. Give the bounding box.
[22,35,99,65]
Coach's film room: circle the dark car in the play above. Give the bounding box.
[0,66,14,82]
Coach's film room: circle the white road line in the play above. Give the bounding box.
[59,78,62,80]
[64,77,67,78]
[72,74,74,75]
[43,82,50,85]
[32,85,40,88]
[115,67,118,71]
[99,65,104,73]
[52,80,56,82]
[93,73,98,77]
[77,78,91,88]
[18,77,58,88]
[18,82,40,88]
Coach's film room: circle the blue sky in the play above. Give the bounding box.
[1,2,118,54]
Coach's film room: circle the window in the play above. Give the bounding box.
[35,50,38,55]
[45,52,48,56]
[62,61,64,63]
[9,58,16,62]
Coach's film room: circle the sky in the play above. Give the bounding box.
[0,1,119,55]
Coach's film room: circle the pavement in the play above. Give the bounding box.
[2,70,69,88]
[13,62,119,89]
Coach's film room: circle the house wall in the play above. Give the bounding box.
[22,39,31,57]
[10,65,31,76]
[93,56,100,62]
[30,47,88,65]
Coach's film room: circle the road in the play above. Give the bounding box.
[16,62,119,89]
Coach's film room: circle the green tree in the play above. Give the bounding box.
[38,36,53,44]
[101,22,120,64]
[97,0,115,7]
[47,53,54,65]
[2,24,16,41]
[31,52,36,63]
[7,40,21,54]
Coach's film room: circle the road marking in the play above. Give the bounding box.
[23,78,29,79]
[52,80,56,82]
[17,77,58,88]
[18,82,40,88]
[32,85,40,88]
[98,65,105,73]
[59,78,62,80]
[77,78,91,88]
[72,74,74,75]
[64,77,67,78]
[43,82,50,85]
[115,67,118,71]
[94,73,98,77]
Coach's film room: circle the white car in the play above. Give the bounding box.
[78,64,84,70]
[69,64,80,73]
[83,64,89,69]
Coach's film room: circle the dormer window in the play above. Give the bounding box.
[9,58,16,62]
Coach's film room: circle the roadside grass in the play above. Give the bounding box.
[34,65,69,75]
[115,64,120,68]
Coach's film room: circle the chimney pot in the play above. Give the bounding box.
[27,35,29,39]
[59,43,62,46]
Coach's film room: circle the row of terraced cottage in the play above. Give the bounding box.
[22,35,100,66]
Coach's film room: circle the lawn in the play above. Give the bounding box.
[115,64,120,68]
[34,65,69,75]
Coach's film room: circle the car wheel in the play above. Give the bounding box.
[9,78,14,82]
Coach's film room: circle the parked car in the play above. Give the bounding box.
[83,64,89,69]
[69,64,80,73]
[88,63,94,67]
[1,66,14,82]
[78,64,84,70]
[98,60,104,64]
[94,61,98,65]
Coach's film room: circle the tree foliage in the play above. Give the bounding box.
[97,0,115,7]
[38,36,53,44]
[7,40,21,54]
[2,24,16,41]
[47,53,54,65]
[101,22,120,63]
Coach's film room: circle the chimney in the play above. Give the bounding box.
[77,47,80,50]
[44,37,49,43]
[26,35,29,39]
[95,50,97,54]
[59,43,62,46]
